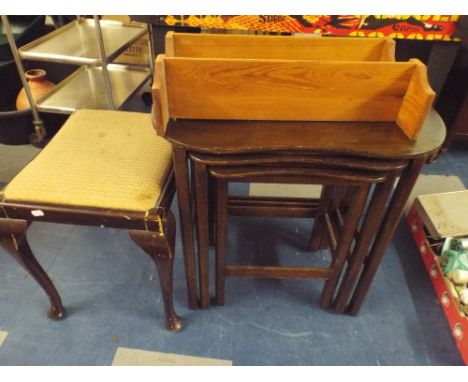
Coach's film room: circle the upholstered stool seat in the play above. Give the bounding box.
[3,110,173,212]
[0,110,182,331]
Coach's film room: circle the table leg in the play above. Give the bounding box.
[320,184,370,309]
[193,161,211,308]
[215,178,228,305]
[172,145,198,310]
[347,157,426,315]
[308,185,335,251]
[208,173,216,246]
[333,171,397,313]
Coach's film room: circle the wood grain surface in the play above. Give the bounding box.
[152,55,170,135]
[163,56,415,123]
[166,32,396,62]
[396,59,436,139]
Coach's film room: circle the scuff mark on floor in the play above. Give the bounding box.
[247,322,315,338]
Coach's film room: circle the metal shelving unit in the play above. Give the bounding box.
[15,16,153,115]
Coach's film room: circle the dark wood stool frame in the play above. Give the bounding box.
[0,172,183,331]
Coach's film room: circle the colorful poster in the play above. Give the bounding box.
[161,15,460,41]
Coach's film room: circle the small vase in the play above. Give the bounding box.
[16,69,55,110]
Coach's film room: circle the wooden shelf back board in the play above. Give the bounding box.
[165,32,396,62]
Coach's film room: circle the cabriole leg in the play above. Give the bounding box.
[0,218,65,319]
[129,211,183,331]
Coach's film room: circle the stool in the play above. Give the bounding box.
[0,110,182,331]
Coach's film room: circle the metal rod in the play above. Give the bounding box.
[93,15,114,109]
[1,15,46,142]
[147,23,155,72]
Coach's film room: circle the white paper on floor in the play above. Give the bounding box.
[112,347,232,366]
[0,330,8,347]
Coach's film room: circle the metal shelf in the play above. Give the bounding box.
[36,64,151,114]
[19,18,147,65]
[8,15,155,121]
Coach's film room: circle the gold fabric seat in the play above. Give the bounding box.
[3,110,173,212]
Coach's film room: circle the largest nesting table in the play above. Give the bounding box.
[165,114,446,312]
